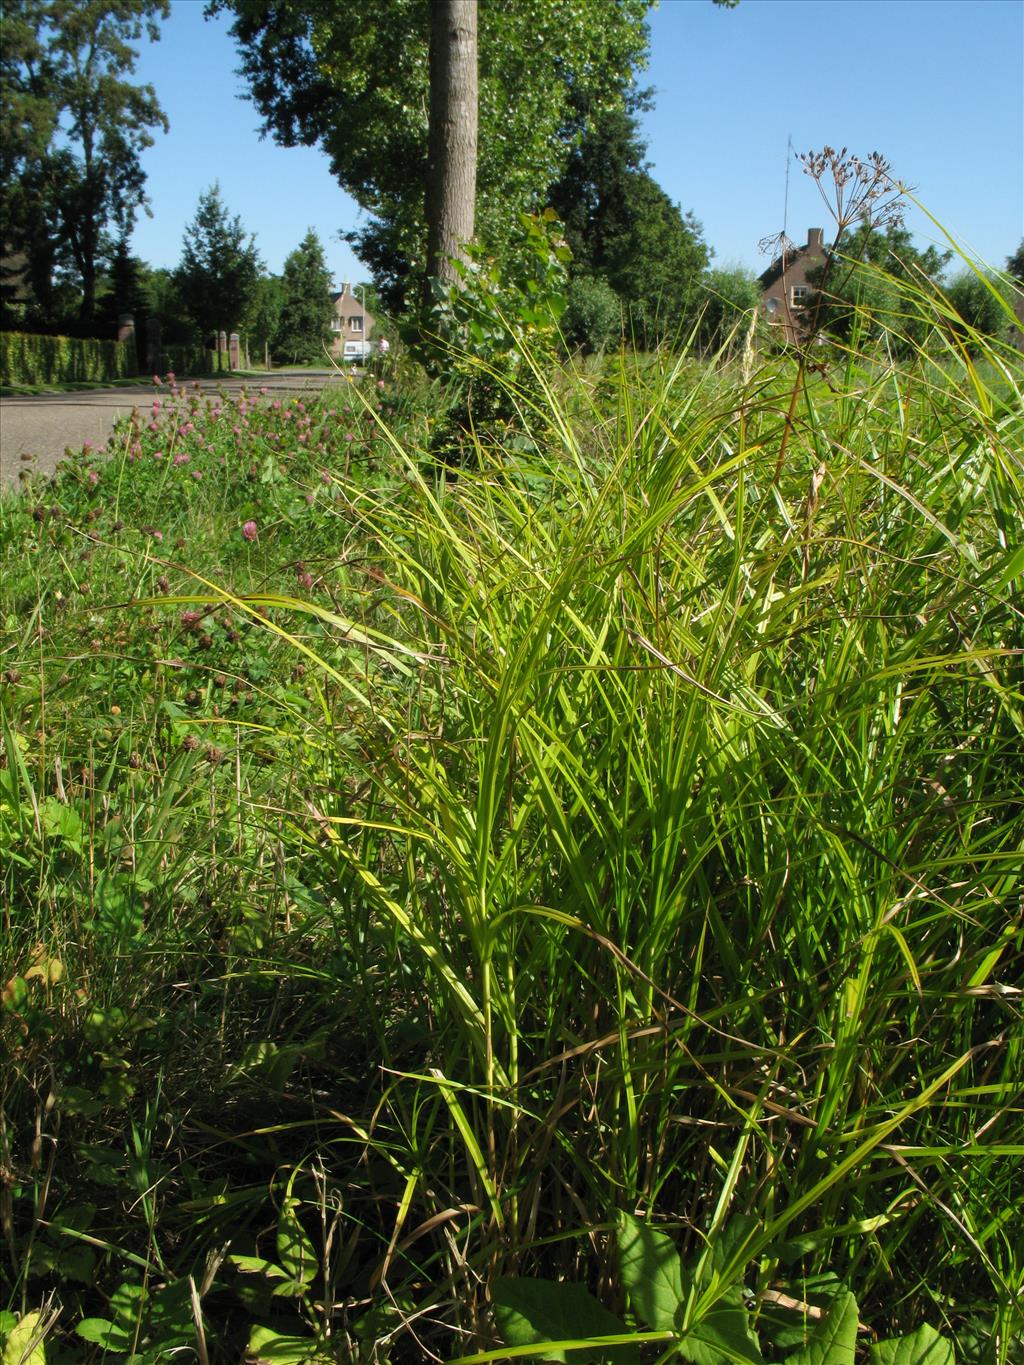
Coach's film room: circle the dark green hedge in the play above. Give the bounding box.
[0,331,138,385]
[157,344,235,377]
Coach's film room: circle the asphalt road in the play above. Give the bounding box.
[0,370,360,488]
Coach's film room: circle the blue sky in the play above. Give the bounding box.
[130,0,1023,285]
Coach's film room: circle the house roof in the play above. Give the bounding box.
[758,229,825,289]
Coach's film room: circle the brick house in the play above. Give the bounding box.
[759,228,827,343]
[329,282,375,361]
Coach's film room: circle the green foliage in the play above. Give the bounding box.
[158,340,226,375]
[479,1222,958,1363]
[0,0,169,322]
[214,0,651,311]
[0,1310,48,1364]
[550,105,710,345]
[807,221,951,347]
[242,270,285,361]
[562,273,623,353]
[421,207,570,451]
[491,1278,640,1363]
[2,229,1023,1363]
[944,269,1019,350]
[273,229,334,364]
[696,266,761,352]
[175,182,263,339]
[870,1324,956,1365]
[0,329,136,383]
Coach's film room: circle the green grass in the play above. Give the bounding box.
[1,273,1022,1363]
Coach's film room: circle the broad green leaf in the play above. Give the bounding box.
[617,1211,685,1330]
[108,1280,146,1327]
[785,1289,858,1365]
[27,1239,96,1284]
[247,1325,332,1362]
[2,1311,46,1365]
[75,1318,131,1349]
[277,1200,318,1286]
[41,796,82,849]
[709,1216,761,1278]
[679,1286,765,1365]
[491,1277,639,1364]
[272,1278,314,1298]
[870,1323,955,1365]
[229,1254,291,1280]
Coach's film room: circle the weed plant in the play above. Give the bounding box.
[1,255,1022,1363]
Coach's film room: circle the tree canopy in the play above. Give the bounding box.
[944,270,1018,351]
[695,266,761,352]
[175,185,262,341]
[807,221,951,347]
[0,0,169,323]
[549,105,709,345]
[211,0,652,311]
[274,228,334,364]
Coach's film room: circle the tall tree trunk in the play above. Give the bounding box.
[425,0,477,288]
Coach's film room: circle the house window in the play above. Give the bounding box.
[330,317,341,332]
[791,285,811,308]
[349,316,363,333]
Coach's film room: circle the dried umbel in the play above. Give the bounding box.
[799,146,906,234]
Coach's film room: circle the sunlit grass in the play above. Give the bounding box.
[1,260,1022,1361]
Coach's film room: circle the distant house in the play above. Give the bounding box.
[329,282,375,362]
[759,227,826,343]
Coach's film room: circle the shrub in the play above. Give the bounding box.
[0,330,137,384]
[696,265,762,352]
[562,273,623,353]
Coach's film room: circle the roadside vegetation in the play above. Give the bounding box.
[1,236,1022,1364]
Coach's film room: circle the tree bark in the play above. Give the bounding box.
[425,0,478,288]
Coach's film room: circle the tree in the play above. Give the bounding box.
[549,105,709,345]
[0,0,169,323]
[1007,241,1024,283]
[175,185,262,342]
[806,221,951,347]
[140,265,193,343]
[273,229,333,363]
[695,266,761,352]
[1,1,63,319]
[96,234,149,362]
[944,270,1017,351]
[242,273,284,365]
[425,0,477,287]
[211,0,652,311]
